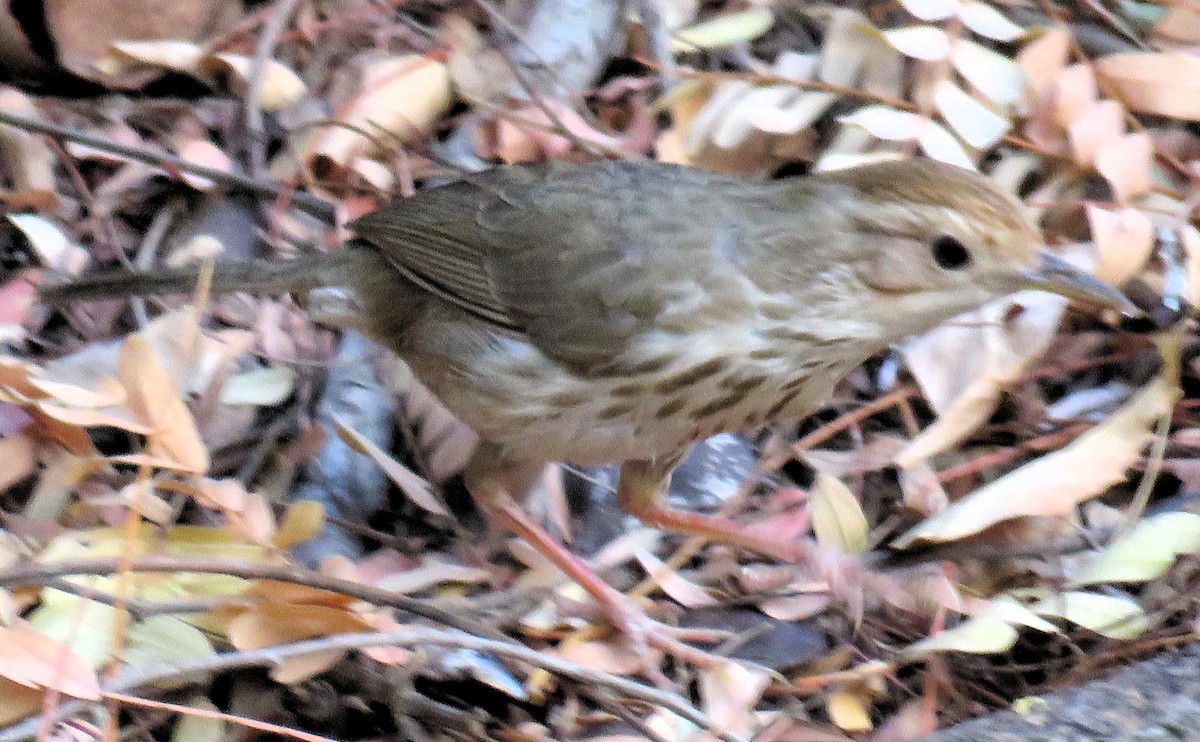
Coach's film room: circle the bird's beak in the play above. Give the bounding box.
[1020,250,1140,316]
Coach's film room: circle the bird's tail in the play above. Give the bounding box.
[39,250,356,305]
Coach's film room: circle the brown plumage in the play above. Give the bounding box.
[42,158,1134,656]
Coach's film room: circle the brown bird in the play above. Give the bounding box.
[43,158,1134,655]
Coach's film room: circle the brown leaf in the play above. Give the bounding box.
[1096,53,1200,120]
[118,334,209,473]
[1095,133,1154,202]
[0,627,100,700]
[1066,99,1125,167]
[895,376,1177,547]
[308,55,452,169]
[46,0,241,83]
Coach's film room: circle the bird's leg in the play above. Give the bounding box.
[462,445,717,671]
[618,456,811,563]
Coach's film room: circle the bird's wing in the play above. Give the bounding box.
[350,161,777,375]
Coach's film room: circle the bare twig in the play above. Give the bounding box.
[0,556,505,641]
[244,0,307,178]
[0,629,749,742]
[0,110,335,221]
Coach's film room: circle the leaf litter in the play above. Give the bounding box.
[0,0,1197,739]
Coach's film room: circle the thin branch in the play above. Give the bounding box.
[0,110,335,221]
[0,556,506,642]
[0,629,750,742]
[244,0,307,178]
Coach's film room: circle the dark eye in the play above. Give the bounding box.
[931,235,971,270]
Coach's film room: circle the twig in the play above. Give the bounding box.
[0,556,506,642]
[0,629,750,742]
[0,110,335,221]
[244,0,307,178]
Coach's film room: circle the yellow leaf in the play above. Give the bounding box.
[826,687,873,732]
[1074,512,1200,585]
[810,473,869,553]
[272,500,325,548]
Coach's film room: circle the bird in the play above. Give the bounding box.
[42,158,1136,659]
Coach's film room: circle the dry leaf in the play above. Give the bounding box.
[958,1,1023,41]
[826,687,873,732]
[1066,99,1125,167]
[1096,52,1200,120]
[47,0,240,83]
[1018,28,1070,96]
[809,473,869,553]
[894,376,1177,547]
[0,626,100,700]
[1095,133,1154,202]
[933,79,1011,148]
[119,334,209,473]
[227,603,372,683]
[8,215,88,276]
[0,90,58,208]
[272,500,325,548]
[897,0,957,21]
[0,433,34,491]
[203,53,306,111]
[556,640,646,675]
[898,290,1068,466]
[952,38,1026,105]
[308,55,452,169]
[884,25,951,61]
[1032,591,1149,639]
[917,119,975,168]
[633,549,718,607]
[1074,511,1200,585]
[220,365,296,407]
[700,661,771,738]
[333,415,448,517]
[1087,206,1155,286]
[671,7,774,51]
[840,106,924,141]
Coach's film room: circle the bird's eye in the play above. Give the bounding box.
[931,235,971,271]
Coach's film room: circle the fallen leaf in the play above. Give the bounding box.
[1066,99,1125,167]
[700,661,771,738]
[1087,205,1155,286]
[894,376,1177,547]
[203,53,307,111]
[119,334,209,473]
[1096,52,1200,120]
[826,687,873,732]
[220,365,296,407]
[839,105,924,141]
[671,7,774,51]
[1017,28,1070,96]
[308,55,452,169]
[952,38,1026,105]
[7,215,87,275]
[933,79,1011,148]
[917,118,975,168]
[272,500,325,548]
[896,0,957,21]
[334,415,448,517]
[1095,132,1154,202]
[1032,591,1149,639]
[556,640,646,675]
[0,626,100,700]
[884,25,951,61]
[633,549,718,607]
[809,473,869,554]
[958,1,1024,41]
[1074,511,1200,585]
